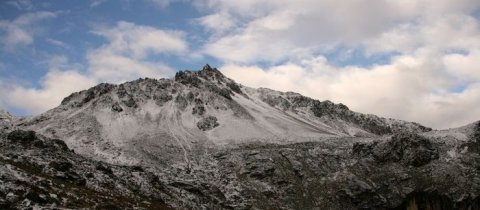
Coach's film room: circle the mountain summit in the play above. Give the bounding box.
[2,65,480,209]
[16,65,428,165]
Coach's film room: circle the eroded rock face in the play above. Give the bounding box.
[353,132,439,166]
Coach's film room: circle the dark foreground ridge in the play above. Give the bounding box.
[2,128,480,209]
[1,65,480,209]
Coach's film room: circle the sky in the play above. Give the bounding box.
[0,0,480,129]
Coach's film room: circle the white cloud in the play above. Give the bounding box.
[0,11,56,49]
[221,49,480,129]
[197,13,235,32]
[365,14,480,54]
[1,21,187,114]
[7,0,34,11]
[92,21,187,59]
[197,0,480,129]
[199,0,480,63]
[90,0,107,8]
[443,50,480,81]
[46,38,69,48]
[88,21,186,82]
[1,66,95,114]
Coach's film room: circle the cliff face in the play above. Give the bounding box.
[1,65,479,209]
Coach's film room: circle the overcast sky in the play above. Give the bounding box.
[0,0,480,129]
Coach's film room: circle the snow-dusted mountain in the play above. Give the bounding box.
[2,65,480,210]
[15,64,429,166]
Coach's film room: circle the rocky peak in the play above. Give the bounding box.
[202,64,213,71]
[175,64,228,85]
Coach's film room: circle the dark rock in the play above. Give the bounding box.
[354,132,439,167]
[153,92,173,106]
[25,192,48,204]
[202,64,213,71]
[175,71,202,87]
[56,171,86,186]
[33,140,46,148]
[170,181,204,196]
[7,130,36,145]
[50,139,70,151]
[463,122,480,154]
[116,84,128,98]
[186,91,195,102]
[96,203,123,210]
[82,89,96,104]
[96,164,114,175]
[194,98,203,105]
[131,165,144,172]
[249,166,275,180]
[197,116,219,131]
[217,88,232,100]
[61,92,77,105]
[111,102,123,112]
[192,105,205,115]
[122,96,137,108]
[49,161,73,172]
[0,198,8,209]
[226,82,242,94]
[340,176,385,209]
[393,192,480,210]
[338,103,349,110]
[175,94,188,110]
[261,95,291,110]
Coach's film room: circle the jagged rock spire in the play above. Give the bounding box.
[202,64,213,71]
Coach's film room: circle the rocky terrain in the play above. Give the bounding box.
[1,65,480,209]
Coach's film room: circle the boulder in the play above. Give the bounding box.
[197,116,219,131]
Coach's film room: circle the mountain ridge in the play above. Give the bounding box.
[2,65,480,209]
[12,64,431,164]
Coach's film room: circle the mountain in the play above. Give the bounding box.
[1,65,480,209]
[14,64,430,166]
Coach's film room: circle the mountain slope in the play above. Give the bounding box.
[4,65,480,210]
[15,64,429,167]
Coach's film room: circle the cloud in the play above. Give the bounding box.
[87,21,186,83]
[1,56,95,114]
[0,11,56,50]
[6,0,34,11]
[196,13,235,32]
[221,49,480,129]
[443,50,480,81]
[199,0,480,63]
[195,0,480,129]
[147,0,181,9]
[46,38,70,49]
[90,0,108,8]
[1,21,187,114]
[91,21,187,59]
[3,70,95,114]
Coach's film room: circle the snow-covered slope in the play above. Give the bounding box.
[15,65,430,166]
